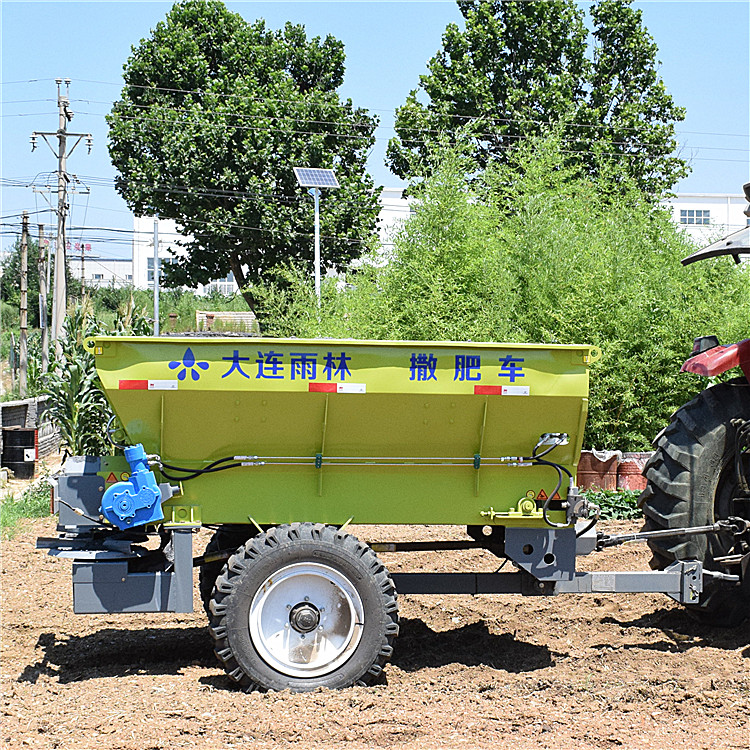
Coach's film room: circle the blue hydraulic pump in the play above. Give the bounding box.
[100,444,164,529]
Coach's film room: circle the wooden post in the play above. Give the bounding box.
[38,225,49,374]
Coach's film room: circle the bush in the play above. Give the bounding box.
[251,137,750,450]
[583,489,642,520]
[1,482,51,539]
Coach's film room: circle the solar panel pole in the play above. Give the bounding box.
[313,187,321,304]
[293,167,339,307]
[153,218,160,336]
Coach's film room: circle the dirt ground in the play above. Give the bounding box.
[1,515,748,750]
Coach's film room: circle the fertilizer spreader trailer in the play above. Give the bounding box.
[38,335,750,692]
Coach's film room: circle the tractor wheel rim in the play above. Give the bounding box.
[249,562,364,678]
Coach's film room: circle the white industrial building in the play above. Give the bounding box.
[131,215,236,295]
[663,193,749,245]
[79,257,133,288]
[66,189,747,291]
[377,187,415,255]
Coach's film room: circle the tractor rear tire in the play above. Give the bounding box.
[208,522,399,692]
[640,378,750,626]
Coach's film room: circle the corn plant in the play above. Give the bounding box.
[43,304,112,456]
[43,297,151,457]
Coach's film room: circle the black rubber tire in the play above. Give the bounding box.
[198,527,253,615]
[208,523,399,692]
[640,377,750,626]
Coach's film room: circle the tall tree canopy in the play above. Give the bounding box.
[386,0,687,196]
[108,0,379,312]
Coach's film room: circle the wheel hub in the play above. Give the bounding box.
[248,562,365,678]
[289,602,320,633]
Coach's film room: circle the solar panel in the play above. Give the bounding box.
[293,167,340,189]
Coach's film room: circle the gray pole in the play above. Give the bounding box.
[20,212,29,397]
[52,79,69,361]
[313,187,321,304]
[31,79,91,362]
[38,224,49,374]
[153,218,160,336]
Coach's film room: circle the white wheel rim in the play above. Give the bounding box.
[248,562,365,678]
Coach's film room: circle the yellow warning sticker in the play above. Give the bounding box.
[120,472,130,481]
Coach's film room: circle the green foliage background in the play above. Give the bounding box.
[253,138,748,450]
[388,0,687,196]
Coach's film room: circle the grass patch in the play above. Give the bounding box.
[1,482,51,539]
[583,489,642,520]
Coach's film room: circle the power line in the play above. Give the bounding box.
[75,77,750,139]
[73,100,750,154]
[2,99,56,105]
[51,110,746,165]
[41,103,749,161]
[0,209,50,220]
[0,79,46,86]
[7,75,750,140]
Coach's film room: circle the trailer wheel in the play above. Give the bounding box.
[198,527,253,615]
[640,378,750,626]
[208,523,399,692]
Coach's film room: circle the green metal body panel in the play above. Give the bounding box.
[87,336,600,528]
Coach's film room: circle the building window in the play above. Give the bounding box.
[680,209,710,226]
[126,274,133,281]
[147,256,173,281]
[92,273,104,280]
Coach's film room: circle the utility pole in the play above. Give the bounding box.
[38,224,49,374]
[31,78,92,361]
[153,219,160,336]
[20,212,29,398]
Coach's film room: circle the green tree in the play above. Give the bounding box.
[108,0,380,314]
[1,238,41,327]
[387,0,687,196]
[1,237,81,328]
[572,0,688,195]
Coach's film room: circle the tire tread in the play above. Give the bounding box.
[209,522,399,692]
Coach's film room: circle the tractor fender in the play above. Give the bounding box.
[681,338,750,381]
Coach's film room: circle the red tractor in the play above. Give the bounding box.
[640,182,750,626]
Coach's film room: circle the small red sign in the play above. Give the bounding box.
[474,385,502,395]
[309,383,337,393]
[119,380,148,390]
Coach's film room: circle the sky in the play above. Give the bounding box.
[1,0,748,260]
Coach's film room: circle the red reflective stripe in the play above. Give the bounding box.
[474,385,502,395]
[119,380,148,390]
[309,382,337,393]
